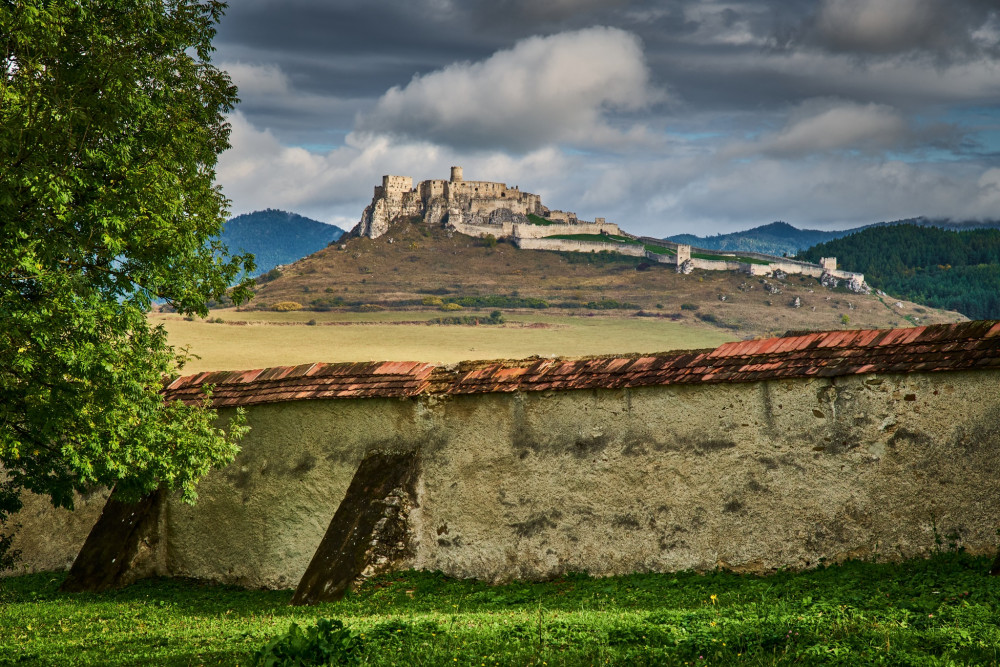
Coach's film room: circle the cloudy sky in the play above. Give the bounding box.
[213,0,1000,236]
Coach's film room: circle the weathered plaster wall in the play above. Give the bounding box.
[3,486,110,576]
[410,371,1000,582]
[10,369,999,587]
[165,397,436,589]
[165,369,1000,587]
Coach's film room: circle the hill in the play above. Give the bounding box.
[799,224,1000,320]
[668,218,1000,257]
[668,222,849,256]
[244,219,963,339]
[220,209,345,277]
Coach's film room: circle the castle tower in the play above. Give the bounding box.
[450,166,463,183]
[676,244,692,264]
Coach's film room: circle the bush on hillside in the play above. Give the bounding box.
[271,301,303,312]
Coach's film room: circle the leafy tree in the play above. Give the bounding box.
[0,0,254,562]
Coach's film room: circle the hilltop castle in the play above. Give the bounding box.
[353,167,603,239]
[350,168,866,292]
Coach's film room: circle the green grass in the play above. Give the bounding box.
[643,243,676,255]
[691,252,770,266]
[3,553,999,665]
[526,214,555,226]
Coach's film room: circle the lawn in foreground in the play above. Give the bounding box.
[154,309,735,373]
[2,553,999,665]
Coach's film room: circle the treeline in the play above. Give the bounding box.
[799,225,1000,320]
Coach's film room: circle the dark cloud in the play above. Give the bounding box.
[782,0,1000,59]
[211,0,1000,234]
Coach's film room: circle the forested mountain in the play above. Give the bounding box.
[799,225,1000,320]
[668,218,1000,257]
[220,209,345,277]
[667,222,851,256]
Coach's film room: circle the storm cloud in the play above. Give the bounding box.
[213,0,1000,235]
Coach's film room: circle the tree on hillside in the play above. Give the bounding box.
[0,0,254,566]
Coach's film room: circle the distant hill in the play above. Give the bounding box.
[667,222,851,256]
[244,218,962,339]
[668,218,1000,257]
[220,209,345,277]
[799,224,1000,320]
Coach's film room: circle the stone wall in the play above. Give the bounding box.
[8,367,1000,586]
[512,222,622,239]
[514,237,647,256]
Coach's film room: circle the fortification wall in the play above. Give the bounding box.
[515,237,646,256]
[512,222,622,239]
[14,367,999,585]
[448,220,517,238]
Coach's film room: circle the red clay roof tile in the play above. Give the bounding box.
[161,321,1000,408]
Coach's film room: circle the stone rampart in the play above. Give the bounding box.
[512,222,622,239]
[449,220,516,238]
[514,237,646,256]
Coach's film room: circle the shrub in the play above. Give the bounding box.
[306,319,317,326]
[422,296,444,307]
[354,304,385,312]
[481,233,498,248]
[441,302,463,311]
[256,268,282,284]
[841,314,851,325]
[309,296,345,311]
[252,618,362,666]
[680,303,699,311]
[271,301,303,312]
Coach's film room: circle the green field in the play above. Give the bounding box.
[3,553,999,665]
[154,310,735,373]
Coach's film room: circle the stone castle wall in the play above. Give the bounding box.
[11,367,1000,586]
[515,237,646,256]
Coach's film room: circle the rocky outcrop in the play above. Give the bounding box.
[847,275,870,294]
[355,195,421,240]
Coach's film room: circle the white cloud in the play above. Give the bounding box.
[356,26,661,151]
[216,112,576,226]
[725,100,911,158]
[222,62,292,98]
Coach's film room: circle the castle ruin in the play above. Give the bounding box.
[353,167,601,239]
[351,168,867,291]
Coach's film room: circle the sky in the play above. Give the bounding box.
[212,0,1000,237]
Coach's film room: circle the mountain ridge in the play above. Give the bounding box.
[220,209,345,277]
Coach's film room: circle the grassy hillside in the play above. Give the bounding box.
[799,224,1000,320]
[242,219,963,341]
[221,209,345,278]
